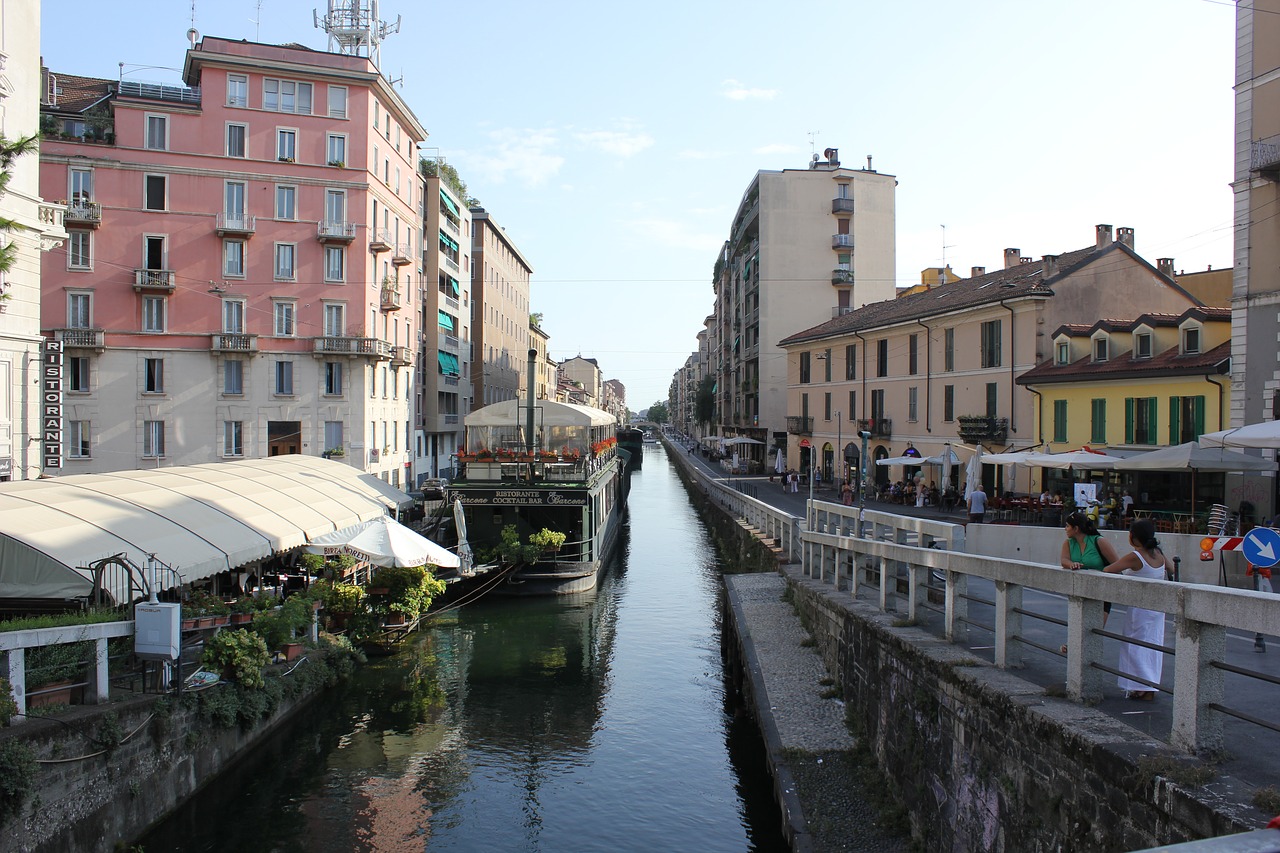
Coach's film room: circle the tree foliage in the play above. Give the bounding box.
[695,376,717,426]
[418,157,477,208]
[647,401,669,423]
[0,135,38,287]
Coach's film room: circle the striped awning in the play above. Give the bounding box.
[439,231,459,252]
[437,351,460,375]
[440,190,460,217]
[437,310,455,331]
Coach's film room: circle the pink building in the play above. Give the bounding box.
[39,34,425,486]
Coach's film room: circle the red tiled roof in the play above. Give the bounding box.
[1017,340,1230,385]
[43,73,113,114]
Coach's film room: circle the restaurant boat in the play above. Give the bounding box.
[448,353,629,595]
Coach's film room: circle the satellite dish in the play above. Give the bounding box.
[187,28,200,48]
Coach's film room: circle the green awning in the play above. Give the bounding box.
[437,351,459,376]
[447,276,459,296]
[439,231,459,253]
[437,310,455,332]
[440,190,460,217]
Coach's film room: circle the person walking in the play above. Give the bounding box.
[1103,519,1170,701]
[967,482,987,524]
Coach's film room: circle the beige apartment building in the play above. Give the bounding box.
[529,321,555,401]
[712,148,896,452]
[1232,1,1280,515]
[603,378,627,423]
[470,207,531,406]
[558,355,602,408]
[779,225,1200,493]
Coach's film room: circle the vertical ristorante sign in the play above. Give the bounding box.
[43,339,62,469]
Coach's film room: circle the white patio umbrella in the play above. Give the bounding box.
[925,448,960,492]
[1023,449,1125,470]
[453,498,474,576]
[964,445,983,500]
[876,454,927,467]
[724,436,765,445]
[307,515,460,569]
[775,448,785,474]
[1199,420,1280,450]
[1113,441,1278,514]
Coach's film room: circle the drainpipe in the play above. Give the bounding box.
[853,329,869,427]
[915,318,931,432]
[1205,371,1229,432]
[526,348,537,454]
[1026,385,1045,447]
[998,299,1016,435]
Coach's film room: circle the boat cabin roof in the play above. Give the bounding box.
[465,399,616,429]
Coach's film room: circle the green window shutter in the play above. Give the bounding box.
[1169,396,1181,444]
[1091,399,1107,444]
[1193,396,1206,438]
[1124,398,1134,444]
[1053,400,1067,442]
[1147,397,1158,444]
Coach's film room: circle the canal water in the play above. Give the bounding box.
[139,443,789,852]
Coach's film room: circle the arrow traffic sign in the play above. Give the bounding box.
[1241,526,1280,569]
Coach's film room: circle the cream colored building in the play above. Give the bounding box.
[530,320,555,400]
[712,148,896,452]
[779,225,1200,493]
[558,355,602,408]
[470,207,531,406]
[1231,1,1280,515]
[1,0,65,481]
[603,378,626,423]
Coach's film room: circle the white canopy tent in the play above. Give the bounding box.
[1113,442,1278,473]
[464,398,616,428]
[306,516,460,569]
[1199,421,1280,450]
[875,454,928,467]
[0,456,406,603]
[1023,450,1126,470]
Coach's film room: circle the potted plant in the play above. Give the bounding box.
[230,597,257,625]
[327,160,345,168]
[529,528,566,554]
[323,447,346,459]
[202,629,269,689]
[368,564,447,622]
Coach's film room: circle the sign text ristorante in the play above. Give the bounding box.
[43,339,63,470]
[454,489,588,507]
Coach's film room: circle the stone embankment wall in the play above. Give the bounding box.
[2,673,327,852]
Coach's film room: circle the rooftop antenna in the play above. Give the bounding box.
[250,0,264,41]
[314,0,400,70]
[807,130,819,158]
[941,225,954,271]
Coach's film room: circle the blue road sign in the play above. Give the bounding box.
[1241,526,1280,568]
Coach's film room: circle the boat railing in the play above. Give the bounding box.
[458,451,617,483]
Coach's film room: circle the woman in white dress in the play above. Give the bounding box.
[1104,519,1169,701]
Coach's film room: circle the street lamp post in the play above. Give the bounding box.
[858,429,871,535]
[835,411,842,493]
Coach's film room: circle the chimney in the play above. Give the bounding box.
[971,266,986,278]
[1157,258,1175,277]
[1096,224,1113,248]
[1004,248,1021,269]
[1042,254,1059,279]
[1020,256,1032,265]
[1116,227,1134,248]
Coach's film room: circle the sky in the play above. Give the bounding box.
[40,0,1238,412]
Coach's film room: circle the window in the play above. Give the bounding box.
[223,421,243,457]
[144,358,164,393]
[980,320,1002,368]
[275,185,296,221]
[143,235,165,271]
[224,359,244,395]
[325,189,346,223]
[1093,336,1109,362]
[223,300,245,333]
[144,174,167,211]
[263,78,312,114]
[909,334,918,375]
[70,168,93,203]
[145,114,167,150]
[845,344,856,380]
[327,85,347,118]
[1136,332,1153,359]
[225,181,246,221]
[142,296,166,332]
[325,362,343,396]
[821,349,831,382]
[824,392,832,421]
[275,360,294,395]
[876,340,888,377]
[68,292,91,328]
[276,129,297,162]
[985,383,998,418]
[943,385,954,422]
[327,134,346,166]
[68,421,90,458]
[274,243,296,280]
[68,231,91,269]
[324,246,345,282]
[1053,400,1068,442]
[870,389,885,422]
[908,386,918,422]
[1090,399,1107,444]
[227,74,247,107]
[1183,326,1201,354]
[324,421,343,451]
[848,391,856,422]
[944,328,955,372]
[226,123,246,157]
[274,302,295,336]
[799,351,811,384]
[323,304,345,337]
[223,240,245,277]
[1126,397,1158,445]
[143,420,165,458]
[1056,341,1070,365]
[1169,395,1207,443]
[68,357,89,392]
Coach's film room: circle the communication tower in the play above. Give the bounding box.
[314,0,400,70]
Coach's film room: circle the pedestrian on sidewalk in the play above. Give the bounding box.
[967,482,987,524]
[841,482,854,506]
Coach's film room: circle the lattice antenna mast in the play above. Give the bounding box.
[314,0,401,71]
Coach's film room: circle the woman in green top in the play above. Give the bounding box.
[1059,510,1121,630]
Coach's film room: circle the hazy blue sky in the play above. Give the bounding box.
[41,0,1237,411]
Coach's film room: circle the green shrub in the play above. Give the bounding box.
[311,579,365,615]
[202,629,269,689]
[368,564,446,620]
[251,596,314,651]
[0,739,37,824]
[0,677,16,726]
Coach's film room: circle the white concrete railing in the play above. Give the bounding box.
[800,496,1280,754]
[1,621,134,724]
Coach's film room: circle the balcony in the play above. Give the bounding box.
[53,328,104,351]
[442,255,459,273]
[831,197,856,214]
[317,221,357,243]
[1252,133,1280,180]
[957,415,1008,442]
[391,243,413,266]
[216,213,256,237]
[133,269,175,292]
[390,345,412,366]
[832,234,854,250]
[63,201,102,228]
[787,416,814,435]
[369,228,391,252]
[831,267,854,285]
[438,332,459,352]
[313,336,393,359]
[211,333,257,353]
[380,285,402,311]
[858,417,892,438]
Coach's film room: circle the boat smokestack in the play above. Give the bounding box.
[526,348,537,453]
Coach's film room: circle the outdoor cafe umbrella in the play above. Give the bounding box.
[964,444,983,501]
[307,515,461,569]
[453,498,474,576]
[724,436,765,445]
[924,448,960,492]
[1113,441,1278,514]
[1199,420,1280,450]
[1023,449,1126,470]
[775,448,785,474]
